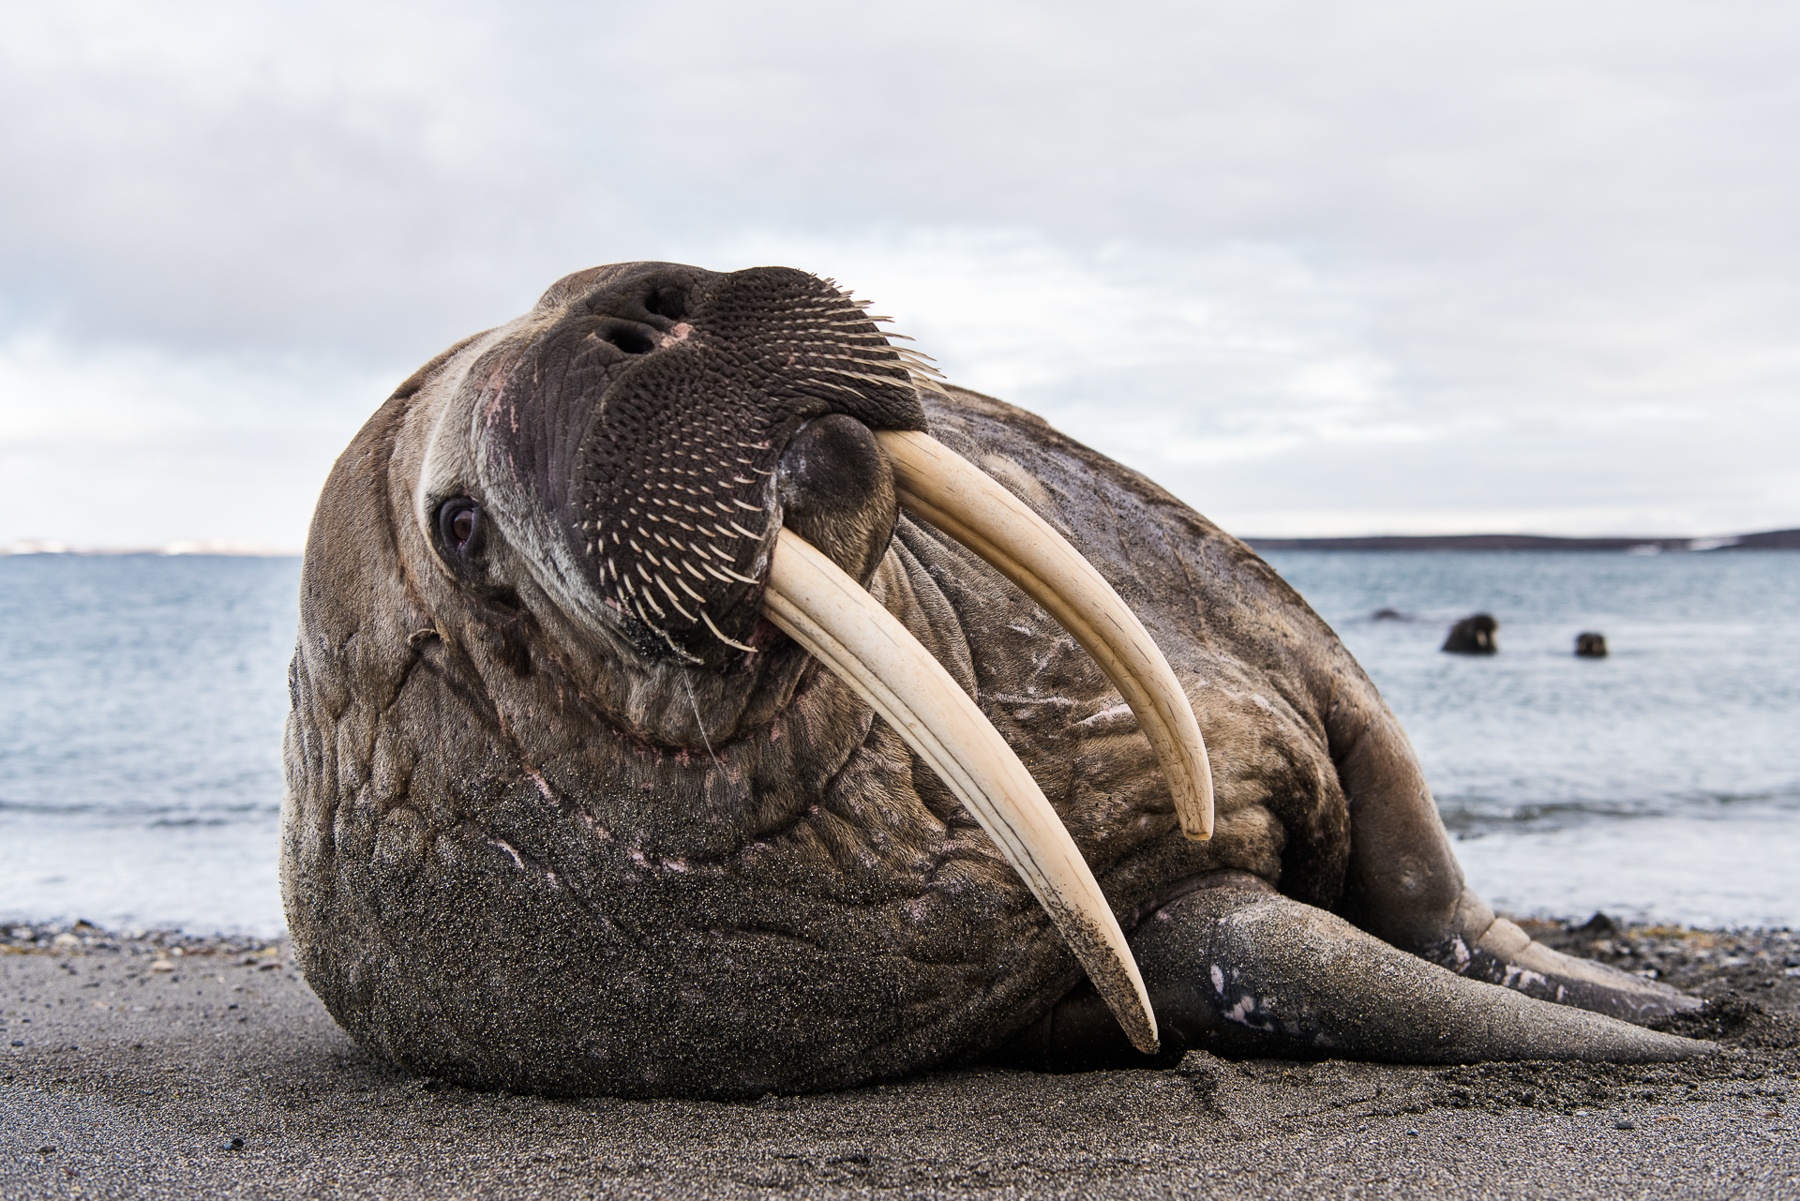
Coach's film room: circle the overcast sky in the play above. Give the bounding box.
[2,1,1796,549]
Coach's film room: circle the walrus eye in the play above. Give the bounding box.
[436,498,483,558]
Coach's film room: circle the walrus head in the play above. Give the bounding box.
[434,263,924,670]
[334,262,1213,1057]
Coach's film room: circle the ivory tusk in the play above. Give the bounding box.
[762,529,1159,1054]
[876,429,1215,841]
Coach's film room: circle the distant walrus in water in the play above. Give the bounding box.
[1576,631,1609,658]
[1443,612,1499,655]
[281,263,1706,1098]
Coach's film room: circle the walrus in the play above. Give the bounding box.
[281,262,1706,1099]
[1443,612,1499,655]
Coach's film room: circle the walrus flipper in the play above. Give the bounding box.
[1325,690,1701,1023]
[996,880,1711,1071]
[1448,913,1704,1022]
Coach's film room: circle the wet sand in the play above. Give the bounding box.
[3,917,1795,1199]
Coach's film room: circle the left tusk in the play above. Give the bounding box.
[877,430,1215,841]
[762,528,1160,1054]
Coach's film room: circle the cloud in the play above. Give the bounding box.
[0,331,384,548]
[2,0,1796,545]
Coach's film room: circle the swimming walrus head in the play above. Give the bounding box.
[281,262,1708,1098]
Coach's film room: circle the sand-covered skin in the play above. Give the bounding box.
[2,918,1795,1199]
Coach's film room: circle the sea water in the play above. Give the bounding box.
[1,551,1796,935]
[0,555,297,936]
[1264,551,1800,929]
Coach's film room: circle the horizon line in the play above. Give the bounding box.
[5,525,1799,559]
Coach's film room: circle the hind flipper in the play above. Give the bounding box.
[995,877,1709,1071]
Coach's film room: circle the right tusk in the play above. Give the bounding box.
[762,528,1160,1055]
[877,430,1215,840]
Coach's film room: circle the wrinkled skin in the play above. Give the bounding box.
[282,263,1697,1099]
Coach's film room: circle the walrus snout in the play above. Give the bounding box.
[516,265,929,664]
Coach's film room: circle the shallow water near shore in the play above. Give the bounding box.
[1,549,1796,935]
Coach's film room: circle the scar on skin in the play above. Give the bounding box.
[657,323,694,350]
[487,838,527,872]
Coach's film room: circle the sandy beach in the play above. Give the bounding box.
[1,916,1794,1199]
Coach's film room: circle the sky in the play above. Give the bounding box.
[1,0,1796,550]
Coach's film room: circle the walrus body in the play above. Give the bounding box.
[282,263,1702,1098]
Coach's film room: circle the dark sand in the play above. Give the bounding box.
[3,918,1795,1199]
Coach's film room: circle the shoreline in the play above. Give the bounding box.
[3,916,1795,1198]
[1247,529,1800,553]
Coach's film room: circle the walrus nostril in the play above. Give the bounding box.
[598,321,657,355]
[642,285,688,321]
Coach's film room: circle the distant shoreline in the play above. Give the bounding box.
[0,541,298,558]
[1247,527,1800,553]
[4,526,1798,558]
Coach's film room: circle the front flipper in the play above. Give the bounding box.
[995,878,1711,1071]
[1328,698,1701,1023]
[1436,904,1702,1023]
